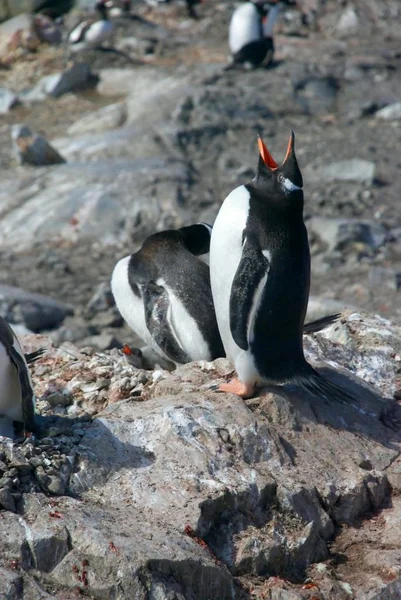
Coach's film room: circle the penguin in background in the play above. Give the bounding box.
[0,318,37,439]
[68,0,114,51]
[111,223,225,368]
[209,132,354,403]
[227,0,281,69]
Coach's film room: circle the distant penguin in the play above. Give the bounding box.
[68,0,113,50]
[228,0,281,69]
[0,318,36,438]
[210,132,354,402]
[111,223,225,366]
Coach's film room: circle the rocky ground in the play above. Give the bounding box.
[1,311,401,599]
[0,0,401,598]
[0,0,399,350]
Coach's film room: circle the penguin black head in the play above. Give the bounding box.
[252,131,304,204]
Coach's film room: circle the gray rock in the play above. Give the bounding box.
[0,157,190,252]
[67,102,127,136]
[309,217,387,253]
[306,159,376,184]
[21,63,97,102]
[0,87,18,114]
[46,392,72,408]
[0,488,16,512]
[375,102,401,121]
[12,125,66,167]
[0,13,32,52]
[0,311,399,597]
[336,6,359,36]
[42,62,96,98]
[85,282,115,318]
[78,333,121,351]
[0,284,73,331]
[0,568,22,599]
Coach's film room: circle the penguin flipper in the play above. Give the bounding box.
[8,344,36,432]
[143,282,191,365]
[303,313,341,335]
[229,237,270,351]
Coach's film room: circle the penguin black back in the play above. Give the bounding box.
[112,223,224,365]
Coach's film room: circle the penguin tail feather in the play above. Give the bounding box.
[25,348,45,365]
[292,367,356,405]
[303,313,341,335]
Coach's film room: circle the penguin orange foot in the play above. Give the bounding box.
[218,379,255,399]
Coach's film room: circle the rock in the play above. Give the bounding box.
[0,87,18,114]
[0,156,190,252]
[306,159,376,185]
[0,568,22,599]
[12,125,66,166]
[42,62,97,98]
[0,488,16,512]
[0,13,32,53]
[33,14,62,46]
[0,311,399,597]
[85,282,115,318]
[77,332,121,351]
[293,76,339,116]
[67,102,127,136]
[21,63,97,102]
[46,392,72,408]
[336,6,359,36]
[375,102,401,121]
[309,217,387,254]
[0,284,73,331]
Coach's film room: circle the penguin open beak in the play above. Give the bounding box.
[283,130,295,164]
[257,135,278,170]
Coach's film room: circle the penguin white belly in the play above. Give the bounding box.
[0,344,23,423]
[229,3,262,55]
[111,256,155,348]
[157,279,212,362]
[210,185,250,363]
[85,20,113,45]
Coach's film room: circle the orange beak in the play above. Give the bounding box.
[283,130,295,164]
[257,135,278,170]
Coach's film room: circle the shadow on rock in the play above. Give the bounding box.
[272,366,401,449]
[35,414,155,497]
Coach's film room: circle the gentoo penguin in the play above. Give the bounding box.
[209,132,354,402]
[0,317,36,438]
[111,223,225,366]
[68,1,114,50]
[228,0,281,69]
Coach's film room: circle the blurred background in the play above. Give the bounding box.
[0,0,400,351]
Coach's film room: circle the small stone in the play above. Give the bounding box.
[46,392,72,408]
[336,7,359,36]
[12,124,66,167]
[0,87,19,114]
[307,159,376,185]
[0,487,16,512]
[375,102,401,121]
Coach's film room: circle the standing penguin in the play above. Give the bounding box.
[68,0,114,51]
[0,318,36,438]
[111,223,225,367]
[210,132,353,402]
[227,0,281,69]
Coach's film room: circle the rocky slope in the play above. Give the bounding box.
[0,311,401,599]
[0,0,399,350]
